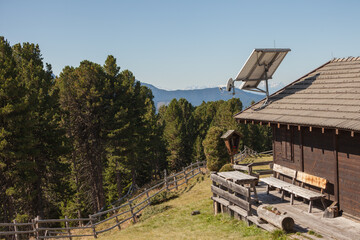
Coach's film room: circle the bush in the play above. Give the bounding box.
[203,126,229,171]
[219,163,233,172]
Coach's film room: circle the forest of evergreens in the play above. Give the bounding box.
[0,37,272,223]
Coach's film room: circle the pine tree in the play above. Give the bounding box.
[0,37,69,222]
[163,98,195,171]
[57,61,107,213]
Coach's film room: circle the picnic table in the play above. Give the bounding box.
[217,171,258,202]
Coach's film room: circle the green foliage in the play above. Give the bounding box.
[271,229,288,240]
[0,36,69,222]
[308,230,323,238]
[162,98,195,170]
[203,126,229,171]
[219,163,233,172]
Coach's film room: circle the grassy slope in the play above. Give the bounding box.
[97,174,275,240]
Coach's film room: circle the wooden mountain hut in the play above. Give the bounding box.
[234,57,360,219]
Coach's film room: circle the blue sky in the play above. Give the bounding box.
[1,0,360,90]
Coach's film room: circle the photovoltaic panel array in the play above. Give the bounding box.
[237,48,291,90]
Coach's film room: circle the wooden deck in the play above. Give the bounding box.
[254,182,360,240]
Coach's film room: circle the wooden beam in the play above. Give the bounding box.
[309,126,312,132]
[277,123,280,128]
[335,129,339,135]
[287,124,290,130]
[272,125,276,164]
[298,125,301,131]
[259,121,262,126]
[252,120,254,124]
[333,130,339,204]
[300,127,304,172]
[268,122,271,127]
[244,120,247,124]
[322,128,325,134]
[351,131,354,137]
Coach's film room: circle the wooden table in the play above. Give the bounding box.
[217,171,258,202]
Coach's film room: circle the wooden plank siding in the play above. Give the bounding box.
[338,131,360,218]
[273,126,335,198]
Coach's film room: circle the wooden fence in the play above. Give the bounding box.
[233,146,273,164]
[233,160,273,178]
[0,161,206,240]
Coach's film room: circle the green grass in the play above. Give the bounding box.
[96,174,279,240]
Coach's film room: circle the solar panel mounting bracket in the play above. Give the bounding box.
[226,48,290,108]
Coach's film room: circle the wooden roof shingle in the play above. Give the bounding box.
[234,57,360,132]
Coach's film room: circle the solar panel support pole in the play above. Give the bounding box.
[262,66,270,107]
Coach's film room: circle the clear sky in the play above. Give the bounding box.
[1,0,360,90]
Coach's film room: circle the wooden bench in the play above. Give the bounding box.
[211,173,252,222]
[260,164,295,201]
[285,171,327,213]
[260,164,328,213]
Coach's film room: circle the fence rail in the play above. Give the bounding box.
[0,161,206,240]
[233,146,273,163]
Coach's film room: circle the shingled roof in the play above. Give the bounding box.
[234,57,360,132]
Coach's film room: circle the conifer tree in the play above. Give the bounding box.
[57,61,107,213]
[0,37,68,221]
[163,98,195,170]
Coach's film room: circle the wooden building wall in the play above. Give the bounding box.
[338,132,360,218]
[273,125,360,218]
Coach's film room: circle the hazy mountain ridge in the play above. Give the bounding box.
[140,82,264,110]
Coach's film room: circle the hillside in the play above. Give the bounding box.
[140,82,264,110]
[96,174,274,240]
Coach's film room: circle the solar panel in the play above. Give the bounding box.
[236,48,290,91]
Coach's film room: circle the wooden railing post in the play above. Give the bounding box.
[110,205,121,230]
[164,169,169,191]
[89,215,97,239]
[65,216,72,240]
[145,188,151,204]
[129,200,137,223]
[174,176,178,190]
[13,220,18,240]
[183,167,188,185]
[34,216,40,240]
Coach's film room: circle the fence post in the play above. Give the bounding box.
[13,220,18,240]
[89,215,97,239]
[164,169,169,191]
[111,205,121,230]
[65,216,72,240]
[145,188,151,204]
[174,176,178,190]
[183,167,188,185]
[34,216,40,240]
[129,200,137,223]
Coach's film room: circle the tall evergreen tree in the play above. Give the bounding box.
[163,98,195,171]
[192,101,221,161]
[57,61,107,213]
[0,37,68,222]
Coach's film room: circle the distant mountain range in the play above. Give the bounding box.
[140,82,265,110]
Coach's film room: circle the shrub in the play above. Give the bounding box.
[219,163,233,172]
[203,126,229,171]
